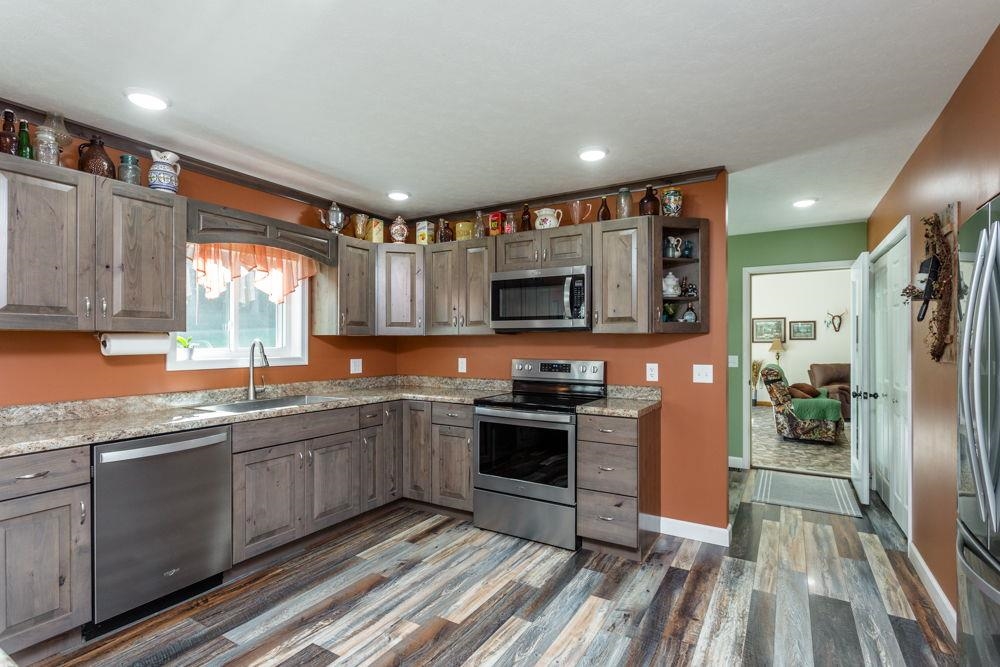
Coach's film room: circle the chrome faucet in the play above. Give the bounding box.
[248,339,270,401]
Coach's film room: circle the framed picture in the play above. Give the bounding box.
[752,317,786,343]
[789,320,817,340]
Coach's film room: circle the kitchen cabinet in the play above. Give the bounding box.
[383,401,403,503]
[650,216,710,333]
[592,217,652,333]
[0,485,90,654]
[496,227,591,272]
[305,433,361,532]
[402,400,433,501]
[425,238,494,335]
[359,426,382,512]
[232,442,305,563]
[431,424,473,511]
[376,243,424,335]
[313,235,376,336]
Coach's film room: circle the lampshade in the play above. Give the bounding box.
[768,337,785,353]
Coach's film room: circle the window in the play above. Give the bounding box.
[167,260,308,370]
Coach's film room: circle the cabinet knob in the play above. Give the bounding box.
[83,296,92,318]
[417,317,422,327]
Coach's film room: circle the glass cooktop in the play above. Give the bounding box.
[474,392,600,413]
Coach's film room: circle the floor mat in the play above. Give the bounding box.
[751,469,861,517]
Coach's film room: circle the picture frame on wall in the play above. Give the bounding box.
[789,320,817,340]
[752,317,786,343]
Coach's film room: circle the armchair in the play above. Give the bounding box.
[761,364,844,444]
[808,363,852,420]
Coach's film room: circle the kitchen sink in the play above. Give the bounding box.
[192,394,346,414]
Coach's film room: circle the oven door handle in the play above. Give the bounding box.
[563,276,573,320]
[474,407,575,424]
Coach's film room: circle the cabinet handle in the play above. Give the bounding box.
[298,451,303,460]
[534,249,539,261]
[15,470,50,480]
[80,500,86,525]
[363,438,368,447]
[100,296,108,318]
[83,297,92,318]
[453,315,458,327]
[364,413,378,419]
[447,412,460,418]
[599,428,615,433]
[598,515,615,522]
[598,466,616,472]
[594,308,599,320]
[459,315,465,327]
[340,312,346,328]
[418,317,422,327]
[543,249,548,261]
[307,449,313,461]
[385,409,389,417]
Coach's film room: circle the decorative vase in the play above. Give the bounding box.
[390,216,408,243]
[662,271,681,297]
[148,150,180,192]
[662,188,682,217]
[617,187,632,218]
[78,135,115,177]
[639,185,658,216]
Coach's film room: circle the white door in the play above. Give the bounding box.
[871,258,891,502]
[850,252,871,504]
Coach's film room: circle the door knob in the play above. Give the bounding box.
[871,392,880,399]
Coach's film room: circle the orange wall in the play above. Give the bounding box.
[397,174,730,527]
[868,26,1000,606]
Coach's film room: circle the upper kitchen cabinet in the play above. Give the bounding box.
[650,216,710,333]
[496,227,591,272]
[313,235,376,335]
[95,178,186,332]
[376,243,424,335]
[425,238,494,335]
[0,154,96,330]
[495,230,540,272]
[592,217,652,333]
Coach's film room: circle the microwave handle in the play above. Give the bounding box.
[564,276,573,319]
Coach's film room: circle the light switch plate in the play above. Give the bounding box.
[693,364,713,384]
[728,355,739,368]
[458,357,467,373]
[645,363,659,382]
[350,358,362,374]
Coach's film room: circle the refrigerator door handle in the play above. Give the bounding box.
[973,222,1000,531]
[962,227,991,523]
[958,522,1000,606]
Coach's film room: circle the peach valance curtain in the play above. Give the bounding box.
[187,243,318,304]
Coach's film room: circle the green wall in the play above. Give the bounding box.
[727,221,868,461]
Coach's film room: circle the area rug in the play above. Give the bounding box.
[751,469,862,517]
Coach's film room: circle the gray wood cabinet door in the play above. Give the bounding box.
[424,242,459,335]
[313,236,375,336]
[541,226,592,268]
[495,231,540,272]
[359,425,382,512]
[0,485,91,654]
[0,155,96,330]
[305,432,360,533]
[382,401,403,503]
[432,424,473,511]
[233,442,305,563]
[95,178,186,332]
[592,218,651,333]
[458,238,494,335]
[402,401,433,501]
[376,244,424,335]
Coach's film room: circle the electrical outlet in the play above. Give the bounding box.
[693,364,713,384]
[645,363,659,382]
[458,357,467,373]
[350,358,362,374]
[728,355,739,368]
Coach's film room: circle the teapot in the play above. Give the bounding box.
[318,202,345,234]
[534,207,562,229]
[148,150,181,193]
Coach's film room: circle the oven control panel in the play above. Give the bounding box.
[511,358,605,383]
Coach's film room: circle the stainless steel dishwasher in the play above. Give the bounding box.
[92,426,232,624]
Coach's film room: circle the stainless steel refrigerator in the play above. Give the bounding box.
[958,192,1000,663]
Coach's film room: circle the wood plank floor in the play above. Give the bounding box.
[33,474,956,666]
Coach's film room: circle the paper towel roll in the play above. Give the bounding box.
[99,333,173,356]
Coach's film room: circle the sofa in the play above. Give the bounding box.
[761,365,844,444]
[808,363,851,420]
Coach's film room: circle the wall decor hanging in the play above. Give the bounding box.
[901,204,956,363]
[825,310,846,332]
[789,320,817,340]
[752,317,785,343]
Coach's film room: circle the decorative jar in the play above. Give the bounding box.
[148,150,180,192]
[662,188,682,217]
[118,154,141,184]
[35,126,59,166]
[390,216,408,243]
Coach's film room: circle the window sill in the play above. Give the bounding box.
[166,353,308,372]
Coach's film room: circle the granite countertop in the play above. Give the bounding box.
[0,379,661,459]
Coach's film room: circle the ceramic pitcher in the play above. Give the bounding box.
[534,207,562,229]
[148,150,181,193]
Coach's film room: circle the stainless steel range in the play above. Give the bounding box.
[473,359,606,549]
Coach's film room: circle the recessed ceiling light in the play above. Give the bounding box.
[124,88,169,111]
[579,147,608,162]
[793,198,818,208]
[387,191,410,201]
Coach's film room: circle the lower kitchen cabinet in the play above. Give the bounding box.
[305,433,360,533]
[431,424,473,511]
[403,401,433,501]
[383,401,403,503]
[233,442,305,563]
[359,426,382,512]
[0,485,91,654]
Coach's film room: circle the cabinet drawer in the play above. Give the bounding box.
[577,441,637,496]
[578,415,638,446]
[359,403,385,428]
[576,489,637,548]
[233,407,359,453]
[0,446,90,502]
[432,402,473,427]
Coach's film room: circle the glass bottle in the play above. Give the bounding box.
[521,204,531,232]
[16,121,32,159]
[119,154,141,184]
[502,210,517,235]
[597,196,612,221]
[617,187,632,218]
[639,185,658,216]
[0,110,16,154]
[35,126,59,165]
[438,218,454,242]
[473,210,486,239]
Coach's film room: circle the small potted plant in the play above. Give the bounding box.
[176,335,194,361]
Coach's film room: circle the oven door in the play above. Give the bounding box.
[474,407,576,506]
[490,266,590,331]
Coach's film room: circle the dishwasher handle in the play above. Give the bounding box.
[98,432,229,464]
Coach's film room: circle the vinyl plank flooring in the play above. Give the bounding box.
[842,557,907,666]
[650,543,726,663]
[729,502,766,562]
[804,521,847,600]
[691,556,755,664]
[829,514,866,560]
[597,549,675,637]
[536,594,611,664]
[778,506,807,573]
[865,494,908,552]
[754,519,781,594]
[889,615,943,667]
[741,590,776,667]
[278,643,338,666]
[858,531,916,620]
[773,567,813,667]
[621,566,689,665]
[670,538,701,570]
[886,549,958,657]
[808,593,864,667]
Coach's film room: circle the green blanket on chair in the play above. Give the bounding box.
[791,397,842,421]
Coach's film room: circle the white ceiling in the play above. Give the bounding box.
[3,2,997,232]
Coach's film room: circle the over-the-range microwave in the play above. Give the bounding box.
[489,265,590,331]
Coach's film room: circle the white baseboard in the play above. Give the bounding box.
[640,513,731,547]
[908,541,957,640]
[729,456,748,469]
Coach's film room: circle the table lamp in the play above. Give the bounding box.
[769,337,785,363]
